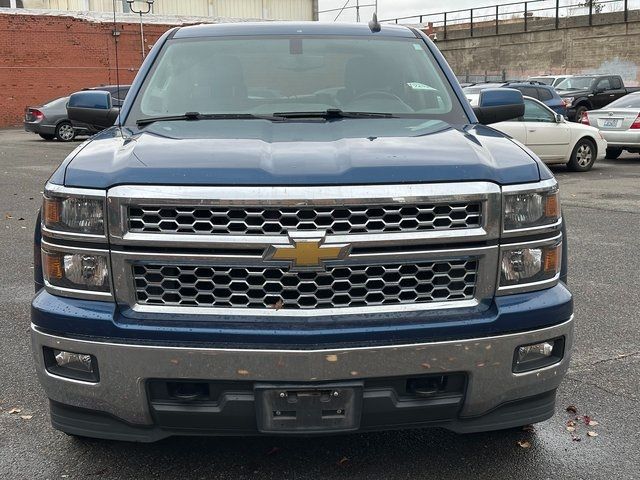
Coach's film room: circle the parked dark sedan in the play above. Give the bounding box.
[24,85,130,142]
[24,96,77,141]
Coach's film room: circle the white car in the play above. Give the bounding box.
[527,75,573,87]
[493,97,606,172]
[579,91,640,159]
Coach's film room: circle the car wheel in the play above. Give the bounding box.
[55,122,76,142]
[39,134,55,141]
[567,138,596,172]
[573,105,588,122]
[605,147,623,160]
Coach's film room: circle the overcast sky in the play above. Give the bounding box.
[318,1,505,22]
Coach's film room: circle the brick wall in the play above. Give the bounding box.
[0,13,175,127]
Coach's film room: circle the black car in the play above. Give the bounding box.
[24,85,130,141]
[555,75,640,121]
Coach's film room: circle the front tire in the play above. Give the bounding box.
[567,138,596,172]
[605,147,623,160]
[55,121,75,142]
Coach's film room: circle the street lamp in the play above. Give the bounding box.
[126,0,154,61]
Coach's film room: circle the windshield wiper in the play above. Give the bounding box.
[272,109,397,120]
[136,112,283,127]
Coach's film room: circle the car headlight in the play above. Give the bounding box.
[42,247,110,294]
[43,188,105,236]
[503,184,560,232]
[562,97,574,107]
[498,237,562,294]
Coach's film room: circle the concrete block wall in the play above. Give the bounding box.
[0,13,172,127]
[436,18,640,86]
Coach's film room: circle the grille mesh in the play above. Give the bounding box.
[133,260,478,310]
[128,203,482,236]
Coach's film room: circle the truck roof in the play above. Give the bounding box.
[173,21,417,39]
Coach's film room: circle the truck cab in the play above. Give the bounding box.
[32,22,572,441]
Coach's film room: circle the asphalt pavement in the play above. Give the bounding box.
[1,128,639,479]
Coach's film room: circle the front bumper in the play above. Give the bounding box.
[600,130,640,149]
[32,317,573,439]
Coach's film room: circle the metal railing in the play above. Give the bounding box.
[382,0,640,40]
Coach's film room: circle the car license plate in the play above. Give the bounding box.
[255,383,363,433]
[602,118,620,128]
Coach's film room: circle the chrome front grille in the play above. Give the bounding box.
[108,183,502,316]
[127,202,482,236]
[133,260,478,310]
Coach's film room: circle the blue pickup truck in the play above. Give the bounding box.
[32,21,572,441]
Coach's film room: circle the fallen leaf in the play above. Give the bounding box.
[4,214,13,219]
[337,456,350,466]
[272,299,284,310]
[571,435,581,442]
[8,408,21,414]
[522,424,535,432]
[587,431,599,437]
[566,405,578,414]
[588,420,599,427]
[17,217,24,221]
[265,446,280,456]
[20,415,33,420]
[566,420,576,427]
[566,426,576,433]
[517,440,531,449]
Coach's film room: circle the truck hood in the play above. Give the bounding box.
[555,89,589,97]
[61,120,541,188]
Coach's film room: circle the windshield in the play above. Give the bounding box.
[605,93,640,109]
[556,77,595,90]
[126,36,468,125]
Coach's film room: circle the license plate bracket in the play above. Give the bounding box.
[255,383,363,433]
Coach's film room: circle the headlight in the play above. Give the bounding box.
[42,247,110,294]
[43,188,105,236]
[498,238,561,294]
[562,97,574,107]
[503,186,560,232]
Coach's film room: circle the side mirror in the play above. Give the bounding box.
[554,113,564,123]
[67,91,120,130]
[472,88,525,125]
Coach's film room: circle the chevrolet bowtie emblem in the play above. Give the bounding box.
[264,231,350,271]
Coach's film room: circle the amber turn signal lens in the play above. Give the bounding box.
[43,251,64,279]
[544,193,559,219]
[43,197,61,225]
[543,244,560,274]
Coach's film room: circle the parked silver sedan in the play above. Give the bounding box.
[580,92,640,159]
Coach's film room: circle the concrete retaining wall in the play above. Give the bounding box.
[435,15,640,86]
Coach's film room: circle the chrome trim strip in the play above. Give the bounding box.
[41,226,108,243]
[501,218,563,239]
[501,178,558,194]
[496,234,562,296]
[45,183,107,199]
[41,240,113,301]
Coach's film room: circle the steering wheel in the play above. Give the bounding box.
[350,90,406,104]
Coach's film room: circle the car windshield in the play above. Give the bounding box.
[605,94,640,109]
[556,77,595,90]
[127,35,468,125]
